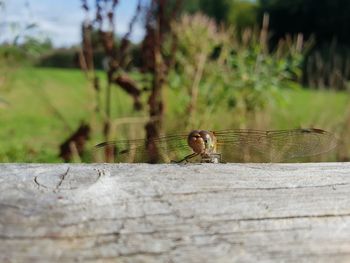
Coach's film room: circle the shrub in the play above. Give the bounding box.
[169,13,305,127]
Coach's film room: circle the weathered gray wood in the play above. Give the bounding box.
[1,163,350,263]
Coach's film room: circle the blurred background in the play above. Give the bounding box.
[0,0,349,162]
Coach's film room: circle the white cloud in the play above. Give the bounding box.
[0,0,145,47]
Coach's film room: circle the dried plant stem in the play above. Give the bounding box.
[336,106,350,161]
[69,142,82,163]
[112,116,157,127]
[144,0,166,163]
[260,13,269,53]
[78,49,100,114]
[187,52,207,127]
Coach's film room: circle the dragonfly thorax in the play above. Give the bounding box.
[187,130,217,155]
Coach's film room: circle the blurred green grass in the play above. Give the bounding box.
[0,67,91,161]
[0,67,348,162]
[270,88,349,129]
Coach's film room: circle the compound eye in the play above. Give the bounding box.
[191,134,201,141]
[188,130,206,154]
[204,134,211,143]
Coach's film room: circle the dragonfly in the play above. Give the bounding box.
[94,128,338,163]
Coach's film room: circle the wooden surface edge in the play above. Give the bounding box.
[1,162,350,262]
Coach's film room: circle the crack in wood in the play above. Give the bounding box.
[32,167,105,191]
[33,175,48,189]
[195,212,350,223]
[33,168,70,191]
[56,210,350,228]
[0,231,121,241]
[167,182,350,196]
[55,167,70,191]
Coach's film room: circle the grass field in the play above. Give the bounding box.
[0,67,349,162]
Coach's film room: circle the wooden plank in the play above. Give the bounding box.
[1,163,350,262]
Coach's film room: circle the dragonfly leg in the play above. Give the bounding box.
[201,153,221,163]
[171,153,199,164]
[216,153,224,163]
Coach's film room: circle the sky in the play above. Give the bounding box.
[0,0,146,47]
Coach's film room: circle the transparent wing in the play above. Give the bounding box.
[214,128,337,162]
[94,133,191,163]
[94,128,337,163]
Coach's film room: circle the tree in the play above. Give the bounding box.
[175,0,258,32]
[228,1,258,32]
[259,0,350,89]
[259,0,350,45]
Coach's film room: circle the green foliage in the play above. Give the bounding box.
[0,37,54,67]
[198,0,233,23]
[37,48,79,68]
[179,0,258,31]
[0,45,31,64]
[259,0,350,45]
[0,67,347,162]
[227,1,258,32]
[21,36,53,58]
[258,0,350,89]
[169,14,305,127]
[0,0,53,66]
[179,0,201,14]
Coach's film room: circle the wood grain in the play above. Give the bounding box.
[1,163,350,262]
